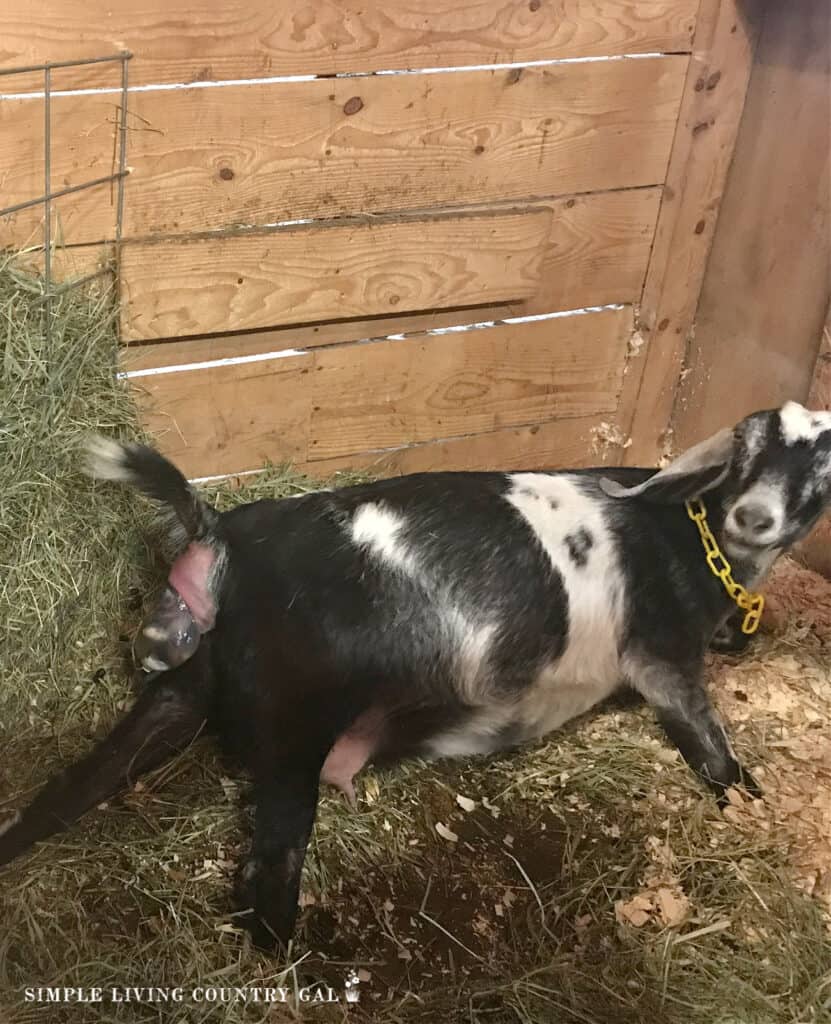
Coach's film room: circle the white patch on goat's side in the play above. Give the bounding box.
[351,503,495,699]
[441,606,497,703]
[779,401,831,445]
[505,474,626,736]
[351,502,418,576]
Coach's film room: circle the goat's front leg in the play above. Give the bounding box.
[627,656,761,805]
[234,757,324,950]
[709,608,755,654]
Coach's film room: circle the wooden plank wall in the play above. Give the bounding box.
[2,0,747,481]
[0,2,699,86]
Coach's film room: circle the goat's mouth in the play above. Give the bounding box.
[722,526,781,554]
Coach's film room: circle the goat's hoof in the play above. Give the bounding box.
[738,769,763,801]
[233,857,294,952]
[714,768,763,808]
[709,624,754,654]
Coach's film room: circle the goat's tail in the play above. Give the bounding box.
[85,436,219,546]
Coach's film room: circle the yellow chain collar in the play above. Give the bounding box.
[685,498,765,635]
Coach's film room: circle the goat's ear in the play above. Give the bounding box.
[600,427,734,503]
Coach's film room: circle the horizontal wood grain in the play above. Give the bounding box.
[0,91,121,247]
[129,306,630,478]
[132,350,313,478]
[1,58,686,247]
[308,306,629,460]
[119,209,552,340]
[121,306,519,365]
[298,414,622,479]
[118,186,659,342]
[528,186,661,314]
[0,1,697,90]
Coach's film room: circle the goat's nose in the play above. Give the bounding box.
[734,503,775,534]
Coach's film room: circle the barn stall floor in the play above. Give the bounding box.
[0,265,829,1024]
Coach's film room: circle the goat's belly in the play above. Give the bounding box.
[517,637,623,739]
[519,673,621,738]
[424,705,521,760]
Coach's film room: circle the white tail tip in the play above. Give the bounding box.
[84,434,134,481]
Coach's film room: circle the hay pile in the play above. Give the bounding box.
[0,262,829,1024]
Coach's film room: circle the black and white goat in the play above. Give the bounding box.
[2,401,830,950]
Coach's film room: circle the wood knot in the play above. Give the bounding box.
[343,96,364,115]
[506,68,523,85]
[694,218,706,234]
[706,70,722,90]
[529,0,541,9]
[474,144,485,155]
[219,167,234,181]
[657,318,670,332]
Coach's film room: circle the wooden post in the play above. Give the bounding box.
[793,304,831,579]
[619,0,763,464]
[673,0,831,449]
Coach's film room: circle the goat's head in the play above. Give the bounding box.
[602,401,831,555]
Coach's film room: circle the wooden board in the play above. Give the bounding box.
[620,0,762,463]
[527,186,661,314]
[297,414,622,480]
[793,307,831,579]
[119,184,660,356]
[130,306,630,478]
[309,308,628,460]
[119,209,552,340]
[1,58,686,247]
[672,0,831,449]
[118,188,658,342]
[0,1,698,91]
[132,351,313,476]
[0,90,121,247]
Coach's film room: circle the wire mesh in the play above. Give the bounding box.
[0,50,132,344]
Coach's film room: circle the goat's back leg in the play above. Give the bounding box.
[626,654,761,805]
[234,756,325,950]
[230,676,362,951]
[0,642,215,868]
